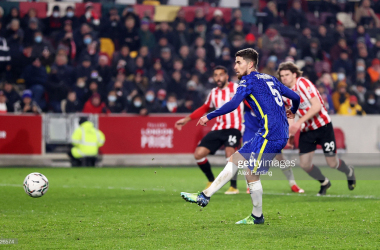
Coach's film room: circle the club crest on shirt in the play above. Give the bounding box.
[239,80,246,87]
[307,87,313,94]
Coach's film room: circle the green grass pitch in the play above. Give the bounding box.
[1,166,379,249]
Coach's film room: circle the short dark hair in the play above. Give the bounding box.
[235,48,259,69]
[213,65,228,74]
[277,62,303,78]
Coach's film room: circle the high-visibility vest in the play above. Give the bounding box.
[71,121,105,158]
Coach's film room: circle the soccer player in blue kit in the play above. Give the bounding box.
[181,48,301,224]
[243,106,304,194]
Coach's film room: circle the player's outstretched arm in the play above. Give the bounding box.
[280,84,300,115]
[174,104,210,130]
[197,93,245,126]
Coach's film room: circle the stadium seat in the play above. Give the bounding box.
[143,0,160,6]
[19,2,47,18]
[100,38,115,60]
[167,0,188,6]
[154,5,181,22]
[133,4,155,19]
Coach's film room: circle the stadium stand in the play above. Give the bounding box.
[0,0,379,116]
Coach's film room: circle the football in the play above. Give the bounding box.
[23,173,49,198]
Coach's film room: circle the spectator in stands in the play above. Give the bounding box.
[14,89,41,114]
[4,7,20,27]
[316,73,335,94]
[155,22,175,46]
[218,47,233,74]
[184,79,202,108]
[192,22,207,42]
[2,82,20,112]
[0,36,10,76]
[100,7,122,44]
[79,3,100,29]
[179,45,193,73]
[192,8,207,29]
[84,80,99,102]
[261,55,277,77]
[21,8,38,30]
[145,89,160,113]
[128,95,147,115]
[262,28,286,59]
[209,9,226,30]
[229,35,245,59]
[353,64,371,90]
[44,5,62,36]
[172,22,190,52]
[24,18,39,46]
[172,9,187,28]
[160,47,173,72]
[133,71,150,96]
[83,93,107,114]
[74,23,94,56]
[262,1,283,32]
[363,92,380,114]
[355,42,372,68]
[297,27,313,53]
[31,30,55,66]
[122,6,140,28]
[139,19,155,50]
[120,17,140,52]
[112,45,135,76]
[139,46,151,69]
[21,57,47,110]
[330,38,351,62]
[209,34,225,63]
[317,84,335,114]
[167,70,187,100]
[354,0,380,28]
[193,58,209,84]
[106,90,127,113]
[76,55,93,81]
[78,40,99,67]
[96,54,112,89]
[317,25,335,54]
[334,21,351,45]
[134,56,147,75]
[192,36,215,64]
[160,93,178,113]
[301,57,318,83]
[371,35,380,59]
[351,80,367,106]
[62,6,79,28]
[245,33,257,50]
[303,38,324,62]
[367,58,380,84]
[332,81,350,112]
[228,20,245,45]
[0,90,7,113]
[333,51,353,76]
[6,19,24,51]
[46,54,74,112]
[287,0,308,29]
[338,95,366,115]
[353,25,373,49]
[151,70,167,92]
[64,91,81,113]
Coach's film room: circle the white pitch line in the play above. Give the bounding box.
[2,183,379,200]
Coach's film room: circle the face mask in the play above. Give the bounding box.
[67,11,74,18]
[368,99,375,105]
[134,101,142,108]
[108,95,117,102]
[35,36,42,43]
[357,66,365,72]
[77,81,85,88]
[85,11,92,19]
[337,73,345,81]
[91,73,98,79]
[376,89,380,96]
[84,37,92,45]
[167,102,177,112]
[146,94,154,102]
[53,12,60,18]
[111,22,117,27]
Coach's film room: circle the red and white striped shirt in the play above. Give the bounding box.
[205,82,244,131]
[283,77,331,132]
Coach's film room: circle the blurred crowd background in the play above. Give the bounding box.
[0,0,380,116]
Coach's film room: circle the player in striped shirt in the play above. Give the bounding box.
[175,66,244,194]
[278,62,356,196]
[181,48,301,225]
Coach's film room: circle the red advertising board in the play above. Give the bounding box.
[0,115,42,154]
[98,115,215,154]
